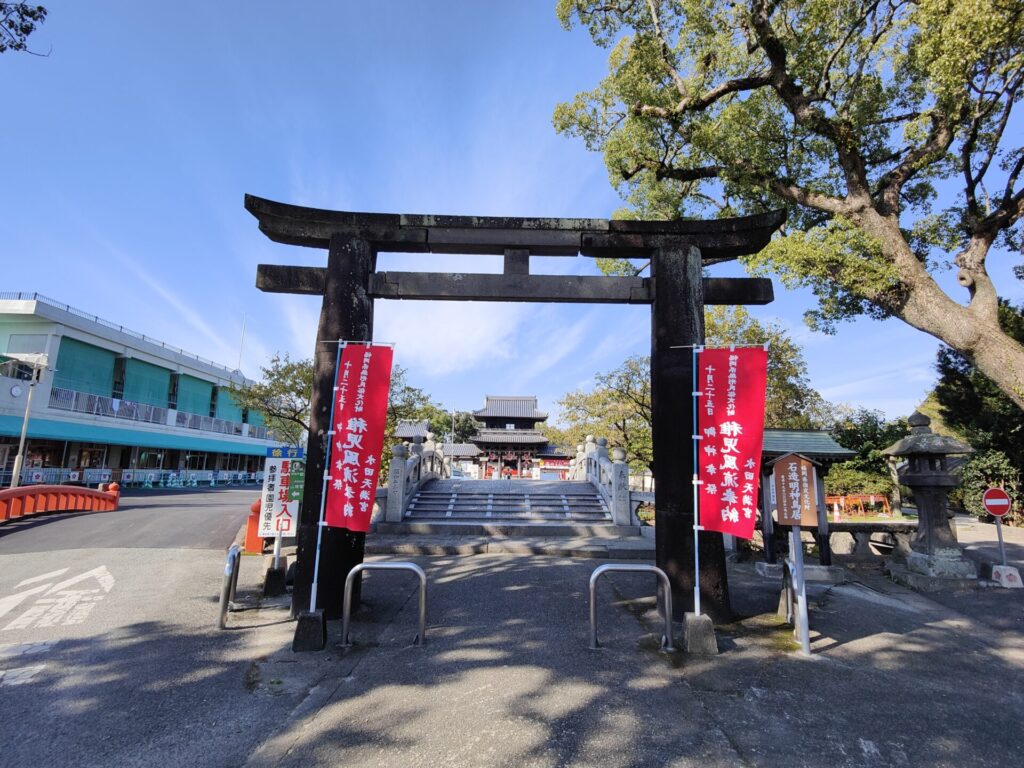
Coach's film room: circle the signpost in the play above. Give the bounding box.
[983,487,1021,589]
[259,447,305,569]
[770,452,818,655]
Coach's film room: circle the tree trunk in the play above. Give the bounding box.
[862,212,1024,411]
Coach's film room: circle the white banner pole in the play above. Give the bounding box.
[309,340,347,614]
[273,532,282,570]
[692,345,703,616]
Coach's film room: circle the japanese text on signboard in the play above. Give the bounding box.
[323,343,394,532]
[258,453,305,537]
[771,453,818,527]
[697,347,768,539]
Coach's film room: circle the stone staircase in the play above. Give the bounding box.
[407,479,610,522]
[373,478,650,538]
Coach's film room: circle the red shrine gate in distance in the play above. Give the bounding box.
[246,194,784,628]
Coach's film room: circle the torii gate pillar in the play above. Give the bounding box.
[651,245,729,621]
[291,234,375,619]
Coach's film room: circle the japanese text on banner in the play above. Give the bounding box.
[323,343,394,532]
[696,347,768,539]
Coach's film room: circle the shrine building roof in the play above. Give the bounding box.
[762,430,855,462]
[471,429,550,445]
[443,443,482,458]
[395,420,430,439]
[473,396,548,420]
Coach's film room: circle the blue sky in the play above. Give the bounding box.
[3,1,1021,423]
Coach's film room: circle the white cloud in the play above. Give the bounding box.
[376,300,527,377]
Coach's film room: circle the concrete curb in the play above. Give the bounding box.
[366,536,655,559]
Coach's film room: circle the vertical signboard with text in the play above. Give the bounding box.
[771,453,819,527]
[697,347,769,539]
[259,446,305,537]
[323,343,394,532]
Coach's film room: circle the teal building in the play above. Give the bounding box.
[0,293,277,486]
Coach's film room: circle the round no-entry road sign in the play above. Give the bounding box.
[983,487,1012,517]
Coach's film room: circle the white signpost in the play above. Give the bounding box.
[258,447,305,569]
[983,487,1021,589]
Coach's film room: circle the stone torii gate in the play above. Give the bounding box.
[246,194,784,624]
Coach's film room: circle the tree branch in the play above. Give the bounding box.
[655,165,723,182]
[644,0,688,96]
[748,0,871,201]
[876,113,955,216]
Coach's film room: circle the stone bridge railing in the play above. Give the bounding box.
[569,436,633,526]
[384,434,448,522]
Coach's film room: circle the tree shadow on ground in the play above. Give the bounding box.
[246,554,1024,768]
[0,615,306,768]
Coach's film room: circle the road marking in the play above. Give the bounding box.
[15,568,69,588]
[45,566,115,595]
[0,640,58,660]
[0,584,52,621]
[0,664,46,686]
[1,566,115,631]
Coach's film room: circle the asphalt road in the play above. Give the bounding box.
[0,488,301,768]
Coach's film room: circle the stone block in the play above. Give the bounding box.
[906,549,978,579]
[263,566,287,597]
[803,565,849,584]
[683,612,718,655]
[885,560,979,592]
[991,565,1023,589]
[755,562,783,579]
[292,610,326,652]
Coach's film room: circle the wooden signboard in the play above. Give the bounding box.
[772,453,818,527]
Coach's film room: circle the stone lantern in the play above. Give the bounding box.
[882,411,976,588]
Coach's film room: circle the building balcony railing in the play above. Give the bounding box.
[175,410,242,436]
[47,385,271,440]
[49,386,168,425]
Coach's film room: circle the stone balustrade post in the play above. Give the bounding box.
[610,447,631,526]
[386,444,409,523]
[423,432,436,473]
[584,435,597,483]
[572,444,585,480]
[410,435,424,482]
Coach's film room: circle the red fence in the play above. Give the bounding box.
[0,483,121,524]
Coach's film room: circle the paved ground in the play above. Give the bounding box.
[2,495,1022,767]
[0,489,309,768]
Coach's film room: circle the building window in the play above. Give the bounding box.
[506,423,514,430]
[168,373,179,409]
[112,358,126,399]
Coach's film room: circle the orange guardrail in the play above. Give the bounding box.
[0,483,121,524]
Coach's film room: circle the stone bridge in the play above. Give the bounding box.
[380,434,645,533]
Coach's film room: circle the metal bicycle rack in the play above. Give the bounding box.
[341,562,428,647]
[218,544,241,630]
[589,563,675,650]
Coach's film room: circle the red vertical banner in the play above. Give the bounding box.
[697,347,768,539]
[324,343,394,532]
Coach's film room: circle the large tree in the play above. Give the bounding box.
[555,306,831,472]
[1,3,46,54]
[228,353,313,447]
[230,355,443,480]
[934,299,1024,467]
[554,0,1024,409]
